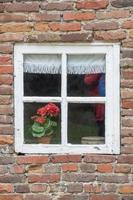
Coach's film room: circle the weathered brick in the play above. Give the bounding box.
[122,118,133,127]
[0,23,32,33]
[121,58,133,67]
[0,195,23,200]
[121,196,133,200]
[49,22,81,32]
[5,2,39,12]
[122,39,133,48]
[96,10,129,19]
[0,66,13,74]
[0,85,13,95]
[28,174,60,183]
[50,155,81,163]
[0,175,25,183]
[84,155,116,163]
[0,124,13,134]
[26,33,61,43]
[0,105,13,114]
[0,95,11,105]
[121,89,133,99]
[0,156,14,164]
[80,163,96,172]
[44,164,60,174]
[111,0,133,8]
[101,184,117,193]
[122,69,133,79]
[0,3,5,12]
[67,183,83,193]
[123,50,133,58]
[34,23,49,31]
[84,183,101,193]
[27,165,43,174]
[90,194,119,200]
[30,13,60,22]
[122,109,133,116]
[122,137,133,144]
[97,164,113,173]
[15,184,30,193]
[61,32,92,42]
[30,184,47,193]
[118,155,133,164]
[119,185,133,193]
[0,135,13,144]
[62,173,96,182]
[63,11,96,21]
[121,80,133,88]
[0,13,27,22]
[62,164,78,172]
[0,184,14,193]
[122,20,133,29]
[0,165,8,174]
[129,30,133,39]
[17,156,48,164]
[0,115,12,124]
[114,165,131,173]
[97,175,129,183]
[25,194,52,200]
[94,30,126,41]
[84,21,118,30]
[121,146,133,154]
[41,2,73,10]
[76,0,109,9]
[58,194,89,200]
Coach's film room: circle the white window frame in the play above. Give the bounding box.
[14,43,120,154]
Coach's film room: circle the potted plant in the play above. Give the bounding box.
[31,103,60,144]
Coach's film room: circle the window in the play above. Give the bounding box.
[14,43,120,154]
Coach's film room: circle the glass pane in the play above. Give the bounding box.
[24,54,61,96]
[67,54,106,97]
[68,103,105,145]
[24,103,61,144]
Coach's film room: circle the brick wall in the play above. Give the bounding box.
[0,0,133,199]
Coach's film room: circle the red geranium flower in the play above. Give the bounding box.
[35,116,46,124]
[37,106,47,117]
[45,103,60,117]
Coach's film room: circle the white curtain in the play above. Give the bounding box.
[24,54,105,74]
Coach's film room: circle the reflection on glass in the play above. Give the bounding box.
[24,103,61,144]
[24,54,61,97]
[67,54,105,97]
[68,103,105,145]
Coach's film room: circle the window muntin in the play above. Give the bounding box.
[14,44,120,154]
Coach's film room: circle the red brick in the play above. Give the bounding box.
[49,22,81,32]
[0,175,25,183]
[61,32,92,42]
[114,165,131,173]
[15,184,30,193]
[94,30,126,41]
[25,194,51,200]
[0,135,13,144]
[0,195,23,200]
[5,2,39,12]
[122,69,133,79]
[0,33,24,42]
[27,165,43,174]
[0,44,13,54]
[97,164,113,173]
[90,194,119,200]
[84,183,101,193]
[62,164,78,172]
[118,155,133,164]
[34,23,49,31]
[119,185,133,194]
[84,21,118,30]
[122,118,133,127]
[121,80,133,88]
[0,184,14,193]
[129,30,133,38]
[96,10,129,19]
[30,13,60,22]
[10,165,25,174]
[28,174,60,183]
[0,3,5,12]
[30,184,47,193]
[0,55,11,65]
[63,11,96,21]
[84,155,116,163]
[76,0,109,9]
[50,155,81,163]
[0,75,13,85]
[122,137,133,144]
[122,20,133,29]
[0,66,13,74]
[121,146,133,154]
[0,105,13,114]
[17,156,48,164]
[41,2,73,10]
[0,13,28,22]
[121,89,133,99]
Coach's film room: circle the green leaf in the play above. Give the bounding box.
[32,122,44,133]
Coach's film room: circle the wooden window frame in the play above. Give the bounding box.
[14,43,120,154]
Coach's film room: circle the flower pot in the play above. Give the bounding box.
[38,135,52,144]
[81,136,105,144]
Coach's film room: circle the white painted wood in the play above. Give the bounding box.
[14,43,120,154]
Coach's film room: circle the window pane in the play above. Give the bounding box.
[24,54,61,96]
[67,54,106,97]
[68,103,105,144]
[24,103,61,144]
